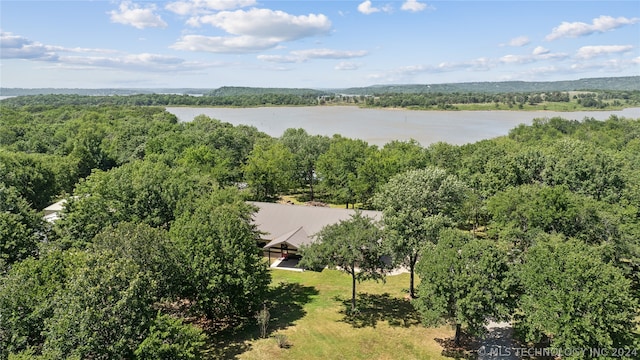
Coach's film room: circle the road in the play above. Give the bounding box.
[478,321,521,360]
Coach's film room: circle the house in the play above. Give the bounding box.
[41,199,383,264]
[43,199,67,223]
[249,201,382,262]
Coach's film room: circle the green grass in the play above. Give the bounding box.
[452,101,627,112]
[377,100,630,112]
[211,269,453,360]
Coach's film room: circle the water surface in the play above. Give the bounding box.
[166,106,640,146]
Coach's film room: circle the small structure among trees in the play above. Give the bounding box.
[250,202,381,263]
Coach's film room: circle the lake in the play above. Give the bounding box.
[167,106,640,146]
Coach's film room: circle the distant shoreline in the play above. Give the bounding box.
[1,96,636,113]
[157,102,637,113]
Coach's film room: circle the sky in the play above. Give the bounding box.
[1,0,639,89]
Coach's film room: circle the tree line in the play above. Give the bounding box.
[4,75,637,98]
[362,90,640,110]
[1,100,639,358]
[2,89,639,110]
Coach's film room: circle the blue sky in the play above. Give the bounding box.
[1,1,639,88]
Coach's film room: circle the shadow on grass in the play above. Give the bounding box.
[205,281,318,359]
[336,292,421,329]
[434,334,480,360]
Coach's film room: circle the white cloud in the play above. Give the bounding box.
[500,54,528,64]
[575,45,634,59]
[257,54,301,63]
[399,64,429,75]
[58,53,211,72]
[1,32,57,60]
[536,52,569,61]
[508,56,640,80]
[358,1,381,15]
[258,48,368,63]
[335,62,361,70]
[166,0,256,16]
[371,48,582,83]
[501,36,530,47]
[520,66,564,78]
[64,54,180,67]
[570,58,639,73]
[401,0,430,12]
[172,34,280,53]
[532,46,550,55]
[109,1,167,29]
[175,8,332,53]
[373,44,639,83]
[378,57,495,81]
[291,48,368,59]
[192,8,331,39]
[0,31,214,73]
[500,49,569,64]
[546,15,640,41]
[1,32,117,60]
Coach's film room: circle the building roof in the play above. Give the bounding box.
[43,199,67,222]
[249,202,382,249]
[43,199,67,214]
[263,226,309,249]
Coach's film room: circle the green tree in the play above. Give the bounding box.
[542,138,624,203]
[243,139,295,201]
[280,128,331,200]
[373,167,469,298]
[487,184,579,251]
[54,160,215,248]
[426,141,462,172]
[413,229,512,346]
[516,236,638,355]
[316,136,372,208]
[170,190,271,321]
[0,151,58,210]
[0,185,44,271]
[39,223,181,359]
[91,222,184,299]
[298,211,386,313]
[134,313,207,360]
[354,139,428,207]
[69,125,114,177]
[486,184,638,260]
[181,115,268,179]
[178,145,234,186]
[41,252,156,359]
[479,146,547,196]
[0,250,86,358]
[53,194,116,249]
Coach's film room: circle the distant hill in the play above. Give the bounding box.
[2,76,638,97]
[338,76,640,94]
[206,86,325,96]
[0,88,209,96]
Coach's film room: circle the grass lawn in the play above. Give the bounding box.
[211,268,453,360]
[396,100,627,112]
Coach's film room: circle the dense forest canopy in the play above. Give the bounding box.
[0,97,638,358]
